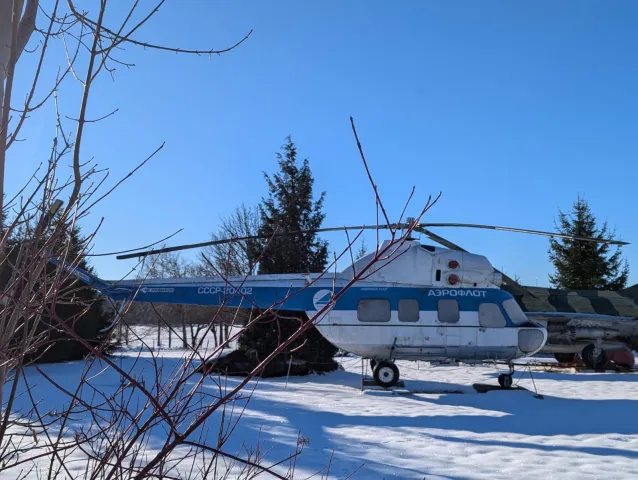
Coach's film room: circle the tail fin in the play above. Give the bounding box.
[49,256,112,293]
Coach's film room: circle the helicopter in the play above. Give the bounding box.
[51,219,630,389]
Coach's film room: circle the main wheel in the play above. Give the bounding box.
[554,352,577,363]
[582,344,607,369]
[373,361,400,389]
[498,373,513,389]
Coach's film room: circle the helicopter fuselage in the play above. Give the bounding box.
[58,246,547,360]
[52,239,549,388]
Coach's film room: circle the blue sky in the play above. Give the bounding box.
[8,0,638,287]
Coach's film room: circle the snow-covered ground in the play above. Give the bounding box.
[3,329,638,479]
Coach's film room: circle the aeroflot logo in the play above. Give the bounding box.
[197,286,253,295]
[313,289,333,310]
[428,289,487,297]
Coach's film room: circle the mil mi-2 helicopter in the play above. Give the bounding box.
[53,219,631,389]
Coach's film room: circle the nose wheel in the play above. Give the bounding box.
[498,373,513,389]
[498,363,515,389]
[372,360,400,389]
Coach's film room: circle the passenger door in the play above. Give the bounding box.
[476,302,518,357]
[436,299,476,358]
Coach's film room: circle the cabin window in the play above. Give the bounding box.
[398,299,419,322]
[357,299,391,322]
[479,303,506,328]
[437,299,459,323]
[502,299,527,325]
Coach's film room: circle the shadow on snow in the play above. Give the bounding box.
[11,353,638,479]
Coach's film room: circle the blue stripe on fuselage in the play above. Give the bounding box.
[104,282,518,324]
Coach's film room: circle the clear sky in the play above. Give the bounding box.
[8,0,638,287]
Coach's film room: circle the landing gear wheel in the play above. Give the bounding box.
[554,352,577,363]
[498,374,513,389]
[373,361,400,389]
[582,344,607,370]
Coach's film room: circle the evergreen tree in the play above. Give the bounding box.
[356,238,368,260]
[46,224,114,361]
[250,136,328,273]
[234,136,337,374]
[4,220,115,364]
[548,195,629,290]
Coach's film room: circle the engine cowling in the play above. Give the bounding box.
[434,252,503,288]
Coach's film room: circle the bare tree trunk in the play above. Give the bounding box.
[0,0,38,210]
[0,79,5,200]
[181,309,187,349]
[0,0,39,414]
[189,323,195,346]
[168,326,172,348]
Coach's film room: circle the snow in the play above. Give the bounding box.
[2,329,638,479]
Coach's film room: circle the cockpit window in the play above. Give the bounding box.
[478,303,506,328]
[502,299,528,325]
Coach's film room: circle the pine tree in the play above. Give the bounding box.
[548,195,629,290]
[233,136,337,375]
[31,224,113,363]
[250,136,328,273]
[356,238,368,260]
[0,217,114,364]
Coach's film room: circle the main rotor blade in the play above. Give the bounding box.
[116,220,628,260]
[420,223,629,246]
[416,227,535,298]
[116,224,401,260]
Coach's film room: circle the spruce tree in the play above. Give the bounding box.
[548,195,629,290]
[51,225,114,360]
[251,136,328,273]
[0,216,114,364]
[32,224,113,363]
[236,136,337,374]
[356,238,368,260]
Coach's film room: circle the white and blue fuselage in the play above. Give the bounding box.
[52,239,548,365]
[64,263,547,363]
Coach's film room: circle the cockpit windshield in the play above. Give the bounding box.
[502,299,528,325]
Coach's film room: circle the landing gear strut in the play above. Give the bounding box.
[498,363,515,389]
[372,360,400,389]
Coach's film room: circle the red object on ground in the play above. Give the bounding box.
[606,349,636,368]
